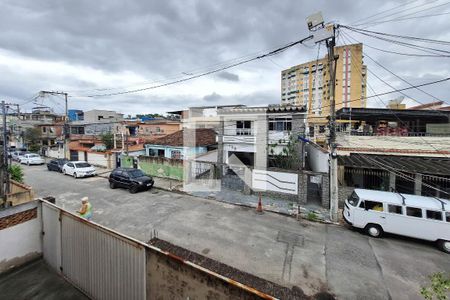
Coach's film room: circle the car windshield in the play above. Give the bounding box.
[75,163,91,168]
[128,169,145,178]
[29,154,40,158]
[348,192,360,207]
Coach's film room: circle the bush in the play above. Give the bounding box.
[9,165,24,183]
[307,212,318,221]
[421,272,449,300]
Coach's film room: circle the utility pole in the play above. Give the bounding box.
[39,91,69,159]
[2,101,9,198]
[306,12,339,222]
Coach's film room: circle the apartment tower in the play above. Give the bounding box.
[281,43,367,144]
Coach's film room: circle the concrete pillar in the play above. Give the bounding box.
[298,172,308,204]
[389,171,396,192]
[321,174,330,208]
[243,167,252,195]
[292,114,306,170]
[414,174,422,195]
[217,116,224,179]
[254,115,267,170]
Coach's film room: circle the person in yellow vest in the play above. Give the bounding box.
[78,197,93,221]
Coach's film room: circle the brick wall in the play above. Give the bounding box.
[0,208,37,231]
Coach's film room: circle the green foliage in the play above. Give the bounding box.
[24,128,41,152]
[100,132,114,150]
[421,272,449,300]
[136,113,164,119]
[8,165,24,183]
[307,212,318,221]
[268,134,301,170]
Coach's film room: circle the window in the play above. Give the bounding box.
[268,119,292,131]
[42,127,47,133]
[171,150,181,159]
[388,205,403,214]
[365,201,384,212]
[348,192,359,206]
[67,163,74,168]
[157,149,165,157]
[148,149,156,156]
[406,207,423,218]
[426,210,443,221]
[236,121,252,135]
[446,212,450,222]
[319,126,326,133]
[156,127,161,132]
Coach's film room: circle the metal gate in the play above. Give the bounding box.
[42,202,146,300]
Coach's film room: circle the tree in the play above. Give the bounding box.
[8,165,24,183]
[23,127,41,152]
[268,134,301,170]
[100,132,114,150]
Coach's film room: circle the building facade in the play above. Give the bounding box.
[281,43,367,144]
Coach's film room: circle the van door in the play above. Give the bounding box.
[358,200,387,229]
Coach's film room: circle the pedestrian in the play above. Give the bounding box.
[78,196,93,221]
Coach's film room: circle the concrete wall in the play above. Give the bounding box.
[146,250,261,300]
[87,152,110,168]
[306,143,329,173]
[0,202,42,273]
[139,156,184,180]
[47,147,65,159]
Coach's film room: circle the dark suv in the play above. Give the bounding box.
[47,159,69,172]
[108,168,154,193]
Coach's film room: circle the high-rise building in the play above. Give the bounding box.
[281,43,367,144]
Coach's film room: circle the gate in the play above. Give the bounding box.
[42,202,146,300]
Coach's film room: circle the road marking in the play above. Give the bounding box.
[277,230,304,281]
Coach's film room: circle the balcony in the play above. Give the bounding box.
[223,128,256,143]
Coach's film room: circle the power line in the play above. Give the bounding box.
[355,11,450,28]
[353,0,450,27]
[342,30,450,107]
[70,35,314,98]
[349,0,422,25]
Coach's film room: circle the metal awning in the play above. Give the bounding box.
[338,154,450,176]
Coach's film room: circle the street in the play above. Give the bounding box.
[24,164,450,299]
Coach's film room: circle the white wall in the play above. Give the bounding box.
[87,152,109,168]
[252,170,298,195]
[306,144,329,173]
[47,147,64,159]
[0,202,42,273]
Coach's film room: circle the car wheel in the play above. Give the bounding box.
[109,182,116,189]
[73,172,77,179]
[27,161,30,166]
[47,166,51,171]
[365,224,383,238]
[437,240,450,254]
[129,185,138,194]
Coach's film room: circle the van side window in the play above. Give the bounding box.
[359,201,365,209]
[388,205,403,214]
[406,207,423,218]
[445,212,450,222]
[365,201,384,212]
[426,210,443,221]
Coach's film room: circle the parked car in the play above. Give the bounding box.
[62,161,96,178]
[109,168,154,193]
[20,153,45,165]
[47,159,69,172]
[343,188,450,253]
[12,151,28,162]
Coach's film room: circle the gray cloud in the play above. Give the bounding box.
[0,0,449,115]
[217,71,239,82]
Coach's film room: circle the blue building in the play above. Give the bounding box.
[68,109,84,121]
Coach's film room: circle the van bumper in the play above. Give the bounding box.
[343,210,352,226]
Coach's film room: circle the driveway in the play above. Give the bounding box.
[23,164,449,299]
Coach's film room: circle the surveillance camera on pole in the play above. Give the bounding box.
[306,12,339,222]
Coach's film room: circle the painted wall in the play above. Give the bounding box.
[306,144,329,173]
[47,147,65,159]
[87,152,110,168]
[138,156,184,180]
[145,145,207,160]
[0,202,42,273]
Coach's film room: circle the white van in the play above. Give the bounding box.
[343,189,450,253]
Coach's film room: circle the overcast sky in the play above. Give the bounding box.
[1,0,449,115]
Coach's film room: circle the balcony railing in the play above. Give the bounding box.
[224,128,253,136]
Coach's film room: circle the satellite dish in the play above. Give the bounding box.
[389,96,405,105]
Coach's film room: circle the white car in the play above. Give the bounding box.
[62,161,96,178]
[20,153,45,165]
[12,151,28,162]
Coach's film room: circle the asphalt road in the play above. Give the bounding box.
[23,163,450,299]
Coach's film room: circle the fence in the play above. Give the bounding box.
[138,156,184,181]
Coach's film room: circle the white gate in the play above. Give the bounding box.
[42,202,61,271]
[60,213,146,300]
